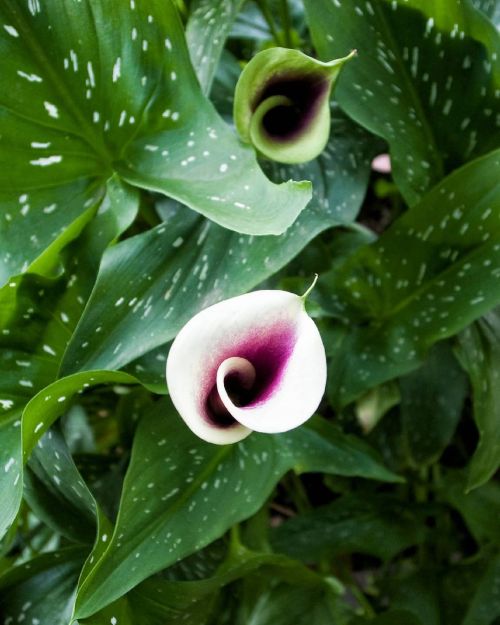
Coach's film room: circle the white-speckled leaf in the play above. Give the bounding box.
[0,179,138,540]
[0,0,311,285]
[186,0,245,94]
[60,109,379,377]
[0,548,87,625]
[304,0,500,204]
[24,426,98,543]
[73,398,400,618]
[456,308,500,490]
[322,149,500,406]
[400,343,468,467]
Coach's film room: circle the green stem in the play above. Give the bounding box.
[255,0,283,46]
[288,472,311,514]
[280,0,293,48]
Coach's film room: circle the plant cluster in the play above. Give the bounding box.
[0,0,499,624]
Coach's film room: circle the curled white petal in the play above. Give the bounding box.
[166,290,327,444]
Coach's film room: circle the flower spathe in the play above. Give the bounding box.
[233,47,356,164]
[166,288,327,444]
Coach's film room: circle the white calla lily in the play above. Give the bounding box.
[166,286,327,444]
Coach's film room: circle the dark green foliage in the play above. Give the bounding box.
[0,0,499,623]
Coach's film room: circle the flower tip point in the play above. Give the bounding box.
[301,273,319,300]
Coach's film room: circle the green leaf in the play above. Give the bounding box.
[400,342,467,466]
[81,541,337,625]
[456,307,500,489]
[0,179,139,539]
[472,0,500,29]
[0,0,310,284]
[463,554,500,625]
[234,583,347,625]
[0,547,86,625]
[1,369,138,541]
[440,560,486,625]
[386,571,440,625]
[323,149,500,407]
[439,471,500,545]
[61,109,379,377]
[304,0,500,203]
[271,493,425,562]
[73,398,399,618]
[24,426,97,543]
[186,0,245,94]
[351,611,424,625]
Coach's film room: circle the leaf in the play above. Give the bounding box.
[400,342,468,466]
[323,148,500,407]
[234,583,347,625]
[24,426,98,543]
[386,571,440,625]
[456,307,500,489]
[0,179,139,539]
[304,0,500,203]
[439,471,500,545]
[271,493,425,562]
[186,0,245,94]
[80,541,337,625]
[73,398,399,618]
[463,554,500,625]
[351,611,424,625]
[0,0,310,286]
[440,560,486,625]
[472,0,500,29]
[61,109,379,377]
[0,547,86,625]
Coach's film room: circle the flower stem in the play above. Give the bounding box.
[255,0,283,46]
[280,0,293,48]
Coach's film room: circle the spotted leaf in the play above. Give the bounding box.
[60,109,378,378]
[73,398,399,618]
[0,179,138,540]
[304,0,500,203]
[320,148,500,406]
[0,0,311,284]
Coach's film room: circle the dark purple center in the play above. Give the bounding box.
[254,73,329,142]
[204,325,296,428]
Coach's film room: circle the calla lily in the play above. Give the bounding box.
[166,284,326,444]
[233,47,356,164]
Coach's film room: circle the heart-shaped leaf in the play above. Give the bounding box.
[0,0,311,285]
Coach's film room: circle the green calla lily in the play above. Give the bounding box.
[234,47,356,164]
